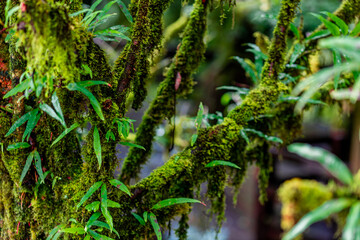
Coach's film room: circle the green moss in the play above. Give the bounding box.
[278,178,332,232]
[17,0,81,94]
[121,0,209,182]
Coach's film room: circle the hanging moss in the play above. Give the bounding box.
[176,213,189,240]
[121,0,209,182]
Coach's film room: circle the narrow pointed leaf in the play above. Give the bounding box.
[3,78,30,98]
[93,126,102,169]
[23,109,41,142]
[149,213,162,240]
[86,212,101,229]
[350,21,360,36]
[305,29,330,41]
[85,201,100,212]
[34,150,45,183]
[61,228,85,234]
[77,80,109,88]
[76,181,103,209]
[322,11,348,35]
[131,212,145,226]
[46,224,65,240]
[191,134,198,146]
[231,56,257,84]
[101,184,113,232]
[109,179,131,197]
[5,110,32,137]
[51,123,80,147]
[143,211,148,223]
[119,142,145,150]
[40,103,66,128]
[311,13,340,36]
[88,230,114,240]
[282,198,354,240]
[205,160,241,170]
[66,82,104,120]
[92,221,120,238]
[152,198,204,210]
[7,142,31,151]
[20,152,34,184]
[116,0,133,23]
[51,92,66,127]
[343,202,360,240]
[288,143,353,185]
[107,199,120,208]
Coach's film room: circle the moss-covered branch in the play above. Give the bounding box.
[120,0,209,183]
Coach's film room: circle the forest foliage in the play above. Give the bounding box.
[0,0,360,239]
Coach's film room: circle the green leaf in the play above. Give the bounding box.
[86,212,101,230]
[77,181,103,210]
[101,184,113,232]
[131,212,145,226]
[66,82,104,121]
[282,198,354,240]
[149,213,162,240]
[46,224,65,240]
[305,29,330,41]
[61,227,85,234]
[5,110,32,137]
[240,129,250,144]
[143,211,148,223]
[40,103,66,128]
[105,130,115,142]
[23,109,41,142]
[107,199,120,208]
[51,122,80,147]
[85,201,100,212]
[289,23,300,39]
[205,160,241,170]
[195,102,204,129]
[290,44,305,64]
[116,0,133,23]
[311,13,340,36]
[51,92,66,128]
[152,198,204,210]
[91,221,120,238]
[77,80,109,88]
[190,134,198,146]
[288,143,353,185]
[343,202,360,240]
[119,142,145,150]
[322,11,348,35]
[3,78,30,99]
[242,128,283,144]
[216,86,250,95]
[69,8,92,17]
[88,230,115,240]
[5,5,19,27]
[7,142,31,151]
[93,126,102,170]
[278,96,325,105]
[34,150,45,183]
[109,179,132,197]
[20,152,34,184]
[350,21,360,36]
[231,56,257,84]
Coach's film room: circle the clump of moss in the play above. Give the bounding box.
[278,178,332,232]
